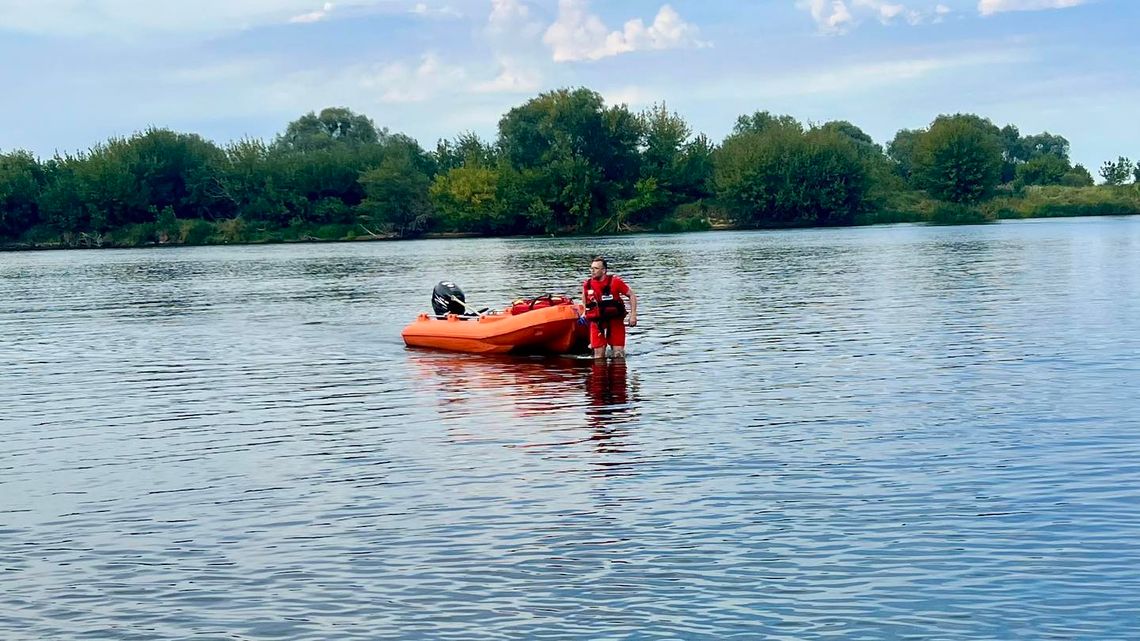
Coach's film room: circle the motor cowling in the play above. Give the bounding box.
[432,281,467,316]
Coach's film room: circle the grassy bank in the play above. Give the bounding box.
[3,220,379,251]
[855,185,1140,226]
[988,185,1140,219]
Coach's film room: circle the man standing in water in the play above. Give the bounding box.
[583,256,637,359]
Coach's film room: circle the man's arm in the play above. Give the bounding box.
[626,288,637,326]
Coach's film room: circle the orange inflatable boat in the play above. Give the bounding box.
[402,295,590,355]
[403,284,588,353]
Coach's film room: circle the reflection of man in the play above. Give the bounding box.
[584,360,635,456]
[587,360,628,407]
[582,256,637,359]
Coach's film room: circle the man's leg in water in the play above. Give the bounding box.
[609,319,627,358]
[589,321,609,359]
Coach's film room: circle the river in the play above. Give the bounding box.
[3,217,1139,639]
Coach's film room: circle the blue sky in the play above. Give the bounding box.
[1,0,1135,174]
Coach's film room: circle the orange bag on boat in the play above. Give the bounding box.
[510,293,574,315]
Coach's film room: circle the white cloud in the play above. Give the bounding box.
[487,0,544,39]
[251,52,467,111]
[473,57,542,93]
[854,0,905,22]
[410,2,461,18]
[799,0,958,32]
[0,0,386,37]
[481,0,547,93]
[137,49,501,126]
[543,0,707,63]
[978,0,1088,15]
[797,0,855,34]
[362,53,468,103]
[543,0,610,60]
[289,2,335,23]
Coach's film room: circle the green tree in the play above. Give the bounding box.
[599,96,645,199]
[39,129,228,231]
[497,87,643,232]
[998,123,1023,183]
[640,103,691,171]
[819,120,877,149]
[818,122,897,211]
[1021,132,1069,161]
[494,166,555,234]
[275,107,381,152]
[384,133,438,177]
[913,114,1003,204]
[714,125,869,226]
[57,141,146,231]
[677,134,716,200]
[887,129,922,183]
[281,144,386,221]
[1100,156,1133,185]
[238,124,433,227]
[999,126,1070,183]
[214,138,303,225]
[603,177,669,232]
[357,151,432,237]
[435,132,496,172]
[123,128,228,221]
[429,165,506,233]
[1060,164,1095,187]
[0,150,44,239]
[1016,154,1071,186]
[999,124,1023,159]
[732,111,802,136]
[624,102,713,226]
[36,156,101,235]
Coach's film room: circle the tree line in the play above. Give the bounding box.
[2,87,1138,248]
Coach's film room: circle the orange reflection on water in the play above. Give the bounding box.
[406,351,638,451]
[586,359,627,406]
[407,351,590,417]
[583,359,638,456]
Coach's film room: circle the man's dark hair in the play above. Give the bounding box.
[591,256,608,269]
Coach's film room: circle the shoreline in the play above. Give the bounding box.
[3,211,1138,253]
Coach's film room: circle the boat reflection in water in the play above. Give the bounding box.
[406,351,638,453]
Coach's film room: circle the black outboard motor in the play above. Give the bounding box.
[431,281,467,316]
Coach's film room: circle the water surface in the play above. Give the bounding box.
[3,218,1140,639]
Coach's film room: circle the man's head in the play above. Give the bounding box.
[590,256,608,280]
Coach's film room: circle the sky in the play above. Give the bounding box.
[1,0,1136,174]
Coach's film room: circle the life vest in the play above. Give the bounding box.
[583,275,626,321]
[509,293,573,315]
